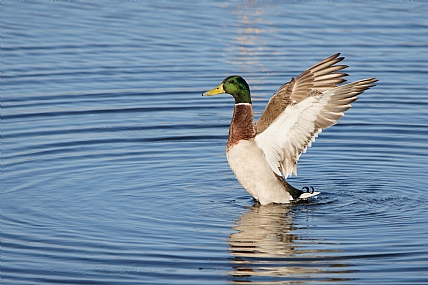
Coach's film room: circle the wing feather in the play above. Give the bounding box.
[255,53,348,134]
[255,78,377,178]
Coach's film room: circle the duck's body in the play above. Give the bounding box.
[204,54,377,205]
[226,103,291,204]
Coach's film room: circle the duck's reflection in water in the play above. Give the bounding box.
[228,203,354,284]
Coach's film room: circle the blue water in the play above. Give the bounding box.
[2,1,428,284]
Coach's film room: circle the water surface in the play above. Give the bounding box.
[3,2,428,284]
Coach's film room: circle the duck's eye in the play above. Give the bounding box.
[228,80,235,84]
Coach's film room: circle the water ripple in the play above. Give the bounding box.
[3,1,428,284]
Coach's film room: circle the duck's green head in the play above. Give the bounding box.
[203,75,251,104]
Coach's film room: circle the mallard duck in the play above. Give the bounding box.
[203,53,377,205]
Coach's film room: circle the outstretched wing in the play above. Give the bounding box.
[255,78,377,178]
[255,53,348,134]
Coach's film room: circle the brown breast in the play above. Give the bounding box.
[226,103,256,150]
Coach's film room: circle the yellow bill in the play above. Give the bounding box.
[202,83,225,96]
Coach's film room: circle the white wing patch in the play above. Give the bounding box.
[255,79,376,178]
[255,95,324,177]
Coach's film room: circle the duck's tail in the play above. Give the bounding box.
[298,187,321,200]
[289,185,320,201]
[276,175,320,201]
